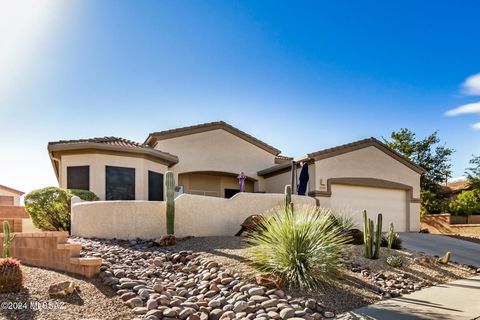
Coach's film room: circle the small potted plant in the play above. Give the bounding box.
[0,221,23,293]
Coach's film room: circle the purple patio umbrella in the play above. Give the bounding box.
[297,162,309,196]
[238,172,246,192]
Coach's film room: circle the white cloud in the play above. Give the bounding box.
[445,102,480,116]
[462,73,480,96]
[473,122,480,130]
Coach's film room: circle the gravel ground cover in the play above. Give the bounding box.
[73,236,334,320]
[172,236,478,313]
[60,235,479,320]
[0,264,132,320]
[2,236,475,320]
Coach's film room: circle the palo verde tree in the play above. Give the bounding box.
[383,128,454,215]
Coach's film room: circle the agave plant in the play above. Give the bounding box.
[248,205,350,289]
[386,255,403,267]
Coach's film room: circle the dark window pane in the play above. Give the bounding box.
[148,171,164,201]
[106,166,135,200]
[67,166,89,190]
[224,188,239,199]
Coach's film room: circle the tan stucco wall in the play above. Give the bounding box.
[154,129,277,192]
[313,146,421,198]
[71,193,317,239]
[312,146,422,231]
[59,154,168,200]
[179,173,254,197]
[264,164,315,194]
[0,189,21,205]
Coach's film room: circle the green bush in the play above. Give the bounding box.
[248,205,349,289]
[24,187,98,232]
[448,190,480,217]
[420,189,448,216]
[381,233,402,249]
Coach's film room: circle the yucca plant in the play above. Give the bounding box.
[248,205,350,289]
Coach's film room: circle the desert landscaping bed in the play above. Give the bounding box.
[0,264,131,320]
[172,236,477,313]
[57,235,479,320]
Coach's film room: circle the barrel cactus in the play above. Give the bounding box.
[165,171,175,235]
[0,258,23,293]
[386,255,403,267]
[3,221,16,258]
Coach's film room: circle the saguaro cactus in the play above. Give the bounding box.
[362,211,383,259]
[165,171,175,235]
[284,185,293,212]
[2,221,16,258]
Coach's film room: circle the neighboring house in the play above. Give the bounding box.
[0,184,24,206]
[440,180,471,199]
[48,121,424,231]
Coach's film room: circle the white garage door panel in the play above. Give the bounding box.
[329,184,407,232]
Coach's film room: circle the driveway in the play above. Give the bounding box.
[399,233,480,267]
[338,276,480,320]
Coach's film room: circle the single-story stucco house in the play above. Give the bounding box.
[48,121,424,231]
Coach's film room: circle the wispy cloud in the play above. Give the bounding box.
[445,102,480,116]
[473,122,480,130]
[462,73,480,96]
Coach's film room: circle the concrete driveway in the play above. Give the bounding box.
[338,276,480,320]
[399,233,480,267]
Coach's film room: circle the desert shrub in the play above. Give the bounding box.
[248,205,349,289]
[381,223,402,249]
[0,258,23,293]
[381,233,402,249]
[70,189,99,201]
[347,229,364,245]
[448,190,480,217]
[25,187,98,231]
[386,255,403,267]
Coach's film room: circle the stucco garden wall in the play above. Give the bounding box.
[71,193,317,239]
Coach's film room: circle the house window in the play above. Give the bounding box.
[67,166,90,190]
[148,171,164,201]
[106,166,135,200]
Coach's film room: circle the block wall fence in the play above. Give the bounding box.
[0,232,101,278]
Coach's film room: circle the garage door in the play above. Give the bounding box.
[329,184,407,232]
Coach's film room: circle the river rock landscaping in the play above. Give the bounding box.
[68,235,479,320]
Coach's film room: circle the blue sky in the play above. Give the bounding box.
[1,0,480,194]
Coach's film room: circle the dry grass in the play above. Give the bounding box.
[173,236,475,313]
